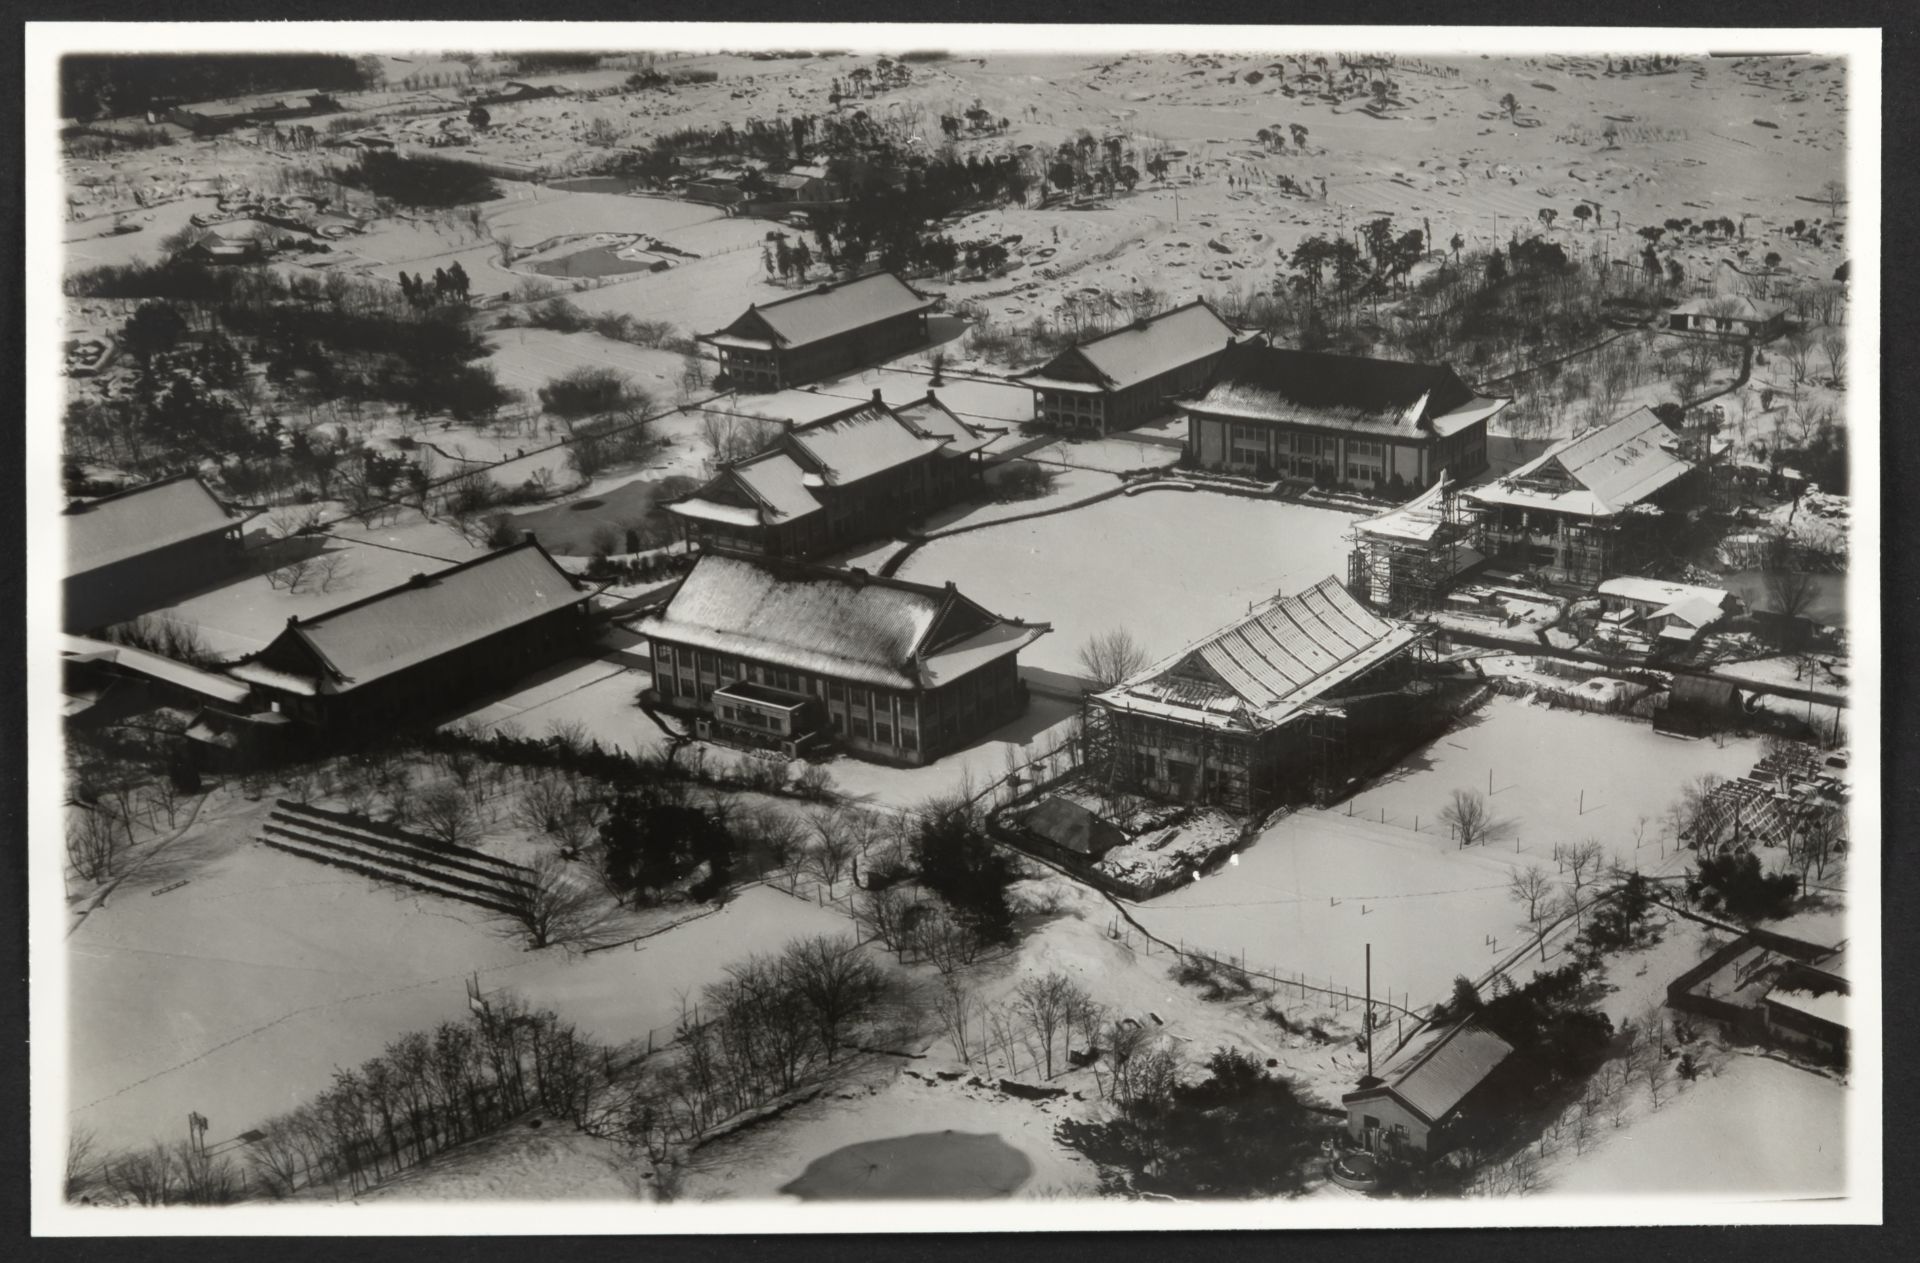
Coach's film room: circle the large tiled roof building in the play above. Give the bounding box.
[1188,342,1506,492]
[1092,576,1432,812]
[1015,300,1241,434]
[667,391,1000,559]
[699,271,937,391]
[229,540,595,728]
[637,551,1049,765]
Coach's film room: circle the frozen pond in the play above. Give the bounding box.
[780,1131,1032,1200]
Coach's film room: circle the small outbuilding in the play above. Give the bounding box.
[1019,797,1127,864]
[1342,1019,1516,1158]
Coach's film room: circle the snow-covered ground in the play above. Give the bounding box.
[1545,1053,1846,1199]
[1130,699,1766,1007]
[68,795,848,1154]
[897,491,1359,676]
[1028,435,1183,474]
[358,1121,642,1202]
[1340,697,1765,864]
[479,326,689,402]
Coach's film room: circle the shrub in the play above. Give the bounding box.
[332,151,503,207]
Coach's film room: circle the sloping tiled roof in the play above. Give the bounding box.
[712,271,936,350]
[893,394,1003,454]
[788,401,946,484]
[1096,577,1423,731]
[1597,576,1730,609]
[1025,301,1236,393]
[250,542,587,694]
[637,552,1046,691]
[1353,1021,1514,1124]
[1189,342,1493,438]
[1472,408,1692,518]
[728,450,825,521]
[65,474,248,576]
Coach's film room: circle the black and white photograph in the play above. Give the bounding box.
[24,20,1882,1233]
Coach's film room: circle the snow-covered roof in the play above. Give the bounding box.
[1190,342,1506,440]
[60,633,252,704]
[637,552,1047,691]
[1597,576,1730,609]
[1356,475,1456,543]
[1766,986,1848,1029]
[1096,576,1423,732]
[1346,1020,1515,1125]
[702,271,936,351]
[1019,301,1235,393]
[1466,408,1691,518]
[244,542,588,695]
[893,394,1004,455]
[787,402,946,485]
[1653,595,1728,629]
[1671,295,1787,321]
[65,474,250,576]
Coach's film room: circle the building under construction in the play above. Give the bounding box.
[1089,576,1438,814]
[1462,407,1698,589]
[1347,475,1486,614]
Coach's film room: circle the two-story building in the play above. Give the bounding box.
[698,270,938,391]
[1092,576,1432,813]
[1015,300,1241,434]
[1186,343,1505,493]
[637,551,1050,765]
[666,391,1001,559]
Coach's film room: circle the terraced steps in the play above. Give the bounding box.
[258,800,533,916]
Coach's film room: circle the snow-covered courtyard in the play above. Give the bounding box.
[896,491,1361,677]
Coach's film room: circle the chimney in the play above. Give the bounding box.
[522,530,538,546]
[848,566,868,587]
[926,390,939,407]
[871,388,884,405]
[409,572,431,588]
[287,615,300,626]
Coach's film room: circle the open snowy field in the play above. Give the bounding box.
[896,491,1360,677]
[1029,435,1184,474]
[479,326,688,400]
[1340,697,1766,866]
[68,801,848,1154]
[1130,699,1768,1006]
[1546,1054,1846,1199]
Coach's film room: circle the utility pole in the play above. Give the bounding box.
[1364,943,1374,1078]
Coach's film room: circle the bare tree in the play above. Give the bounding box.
[783,934,887,1063]
[911,903,984,975]
[1563,839,1605,928]
[934,974,982,1063]
[1014,971,1082,1079]
[805,810,858,897]
[66,1127,102,1202]
[854,883,914,953]
[1819,177,1845,221]
[1508,864,1554,959]
[493,853,613,949]
[1761,540,1820,621]
[416,783,483,849]
[66,806,122,882]
[1441,788,1512,848]
[1076,628,1149,689]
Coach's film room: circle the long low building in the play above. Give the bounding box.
[1186,342,1506,492]
[636,551,1050,765]
[698,270,938,391]
[666,391,1001,559]
[1015,300,1241,434]
[229,540,597,730]
[64,473,256,632]
[1092,576,1432,813]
